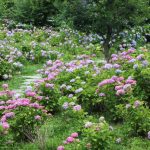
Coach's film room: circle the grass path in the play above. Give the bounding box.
[0,64,42,91]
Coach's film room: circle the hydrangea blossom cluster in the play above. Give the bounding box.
[0,84,48,131]
[57,132,79,150]
[111,48,149,69]
[62,102,82,112]
[98,75,136,96]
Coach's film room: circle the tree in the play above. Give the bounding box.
[65,0,149,61]
[12,0,58,26]
[0,0,14,18]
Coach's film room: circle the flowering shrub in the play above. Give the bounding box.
[133,66,150,106]
[0,26,63,81]
[37,83,61,113]
[0,58,21,80]
[74,117,119,150]
[117,100,150,137]
[0,84,49,142]
[34,47,150,122]
[57,132,80,150]
[61,98,84,120]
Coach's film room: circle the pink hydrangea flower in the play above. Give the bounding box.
[117,77,124,82]
[45,83,54,88]
[111,54,118,58]
[2,122,10,129]
[0,106,5,110]
[5,112,15,118]
[46,60,52,66]
[137,54,144,60]
[6,91,15,97]
[112,56,118,61]
[113,64,120,69]
[116,89,125,96]
[99,93,105,97]
[34,115,41,120]
[63,141,68,144]
[125,79,136,85]
[35,96,43,101]
[98,79,115,87]
[2,84,8,90]
[127,49,135,54]
[71,132,78,138]
[115,85,123,91]
[66,136,74,143]
[26,91,36,97]
[123,84,131,91]
[134,100,141,108]
[0,101,5,105]
[73,105,81,111]
[57,146,65,150]
[148,131,150,139]
[1,116,6,122]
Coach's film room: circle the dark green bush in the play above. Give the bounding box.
[13,0,57,25]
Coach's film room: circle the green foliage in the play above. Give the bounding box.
[0,0,14,18]
[38,83,61,113]
[76,118,117,150]
[0,0,58,25]
[0,59,14,80]
[117,102,150,137]
[134,67,150,105]
[10,106,47,142]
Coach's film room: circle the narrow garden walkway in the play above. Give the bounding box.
[14,74,41,97]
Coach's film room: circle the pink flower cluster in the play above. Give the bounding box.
[57,132,79,150]
[98,75,136,96]
[73,105,81,111]
[111,48,135,62]
[115,77,136,96]
[65,59,94,72]
[62,102,82,111]
[98,76,124,87]
[1,112,15,129]
[34,115,41,120]
[26,91,36,97]
[37,60,64,83]
[0,85,48,131]
[0,86,15,97]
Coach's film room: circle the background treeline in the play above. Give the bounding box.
[0,0,149,27]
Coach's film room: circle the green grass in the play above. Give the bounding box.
[0,63,42,90]
[6,114,150,150]
[4,114,82,150]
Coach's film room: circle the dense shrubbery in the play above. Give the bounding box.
[0,0,58,26]
[0,24,149,149]
[0,25,60,80]
[0,23,105,81]
[0,85,49,143]
[0,1,149,147]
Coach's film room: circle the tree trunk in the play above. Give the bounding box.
[103,40,110,62]
[103,25,112,62]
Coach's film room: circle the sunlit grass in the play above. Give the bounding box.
[0,63,42,90]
